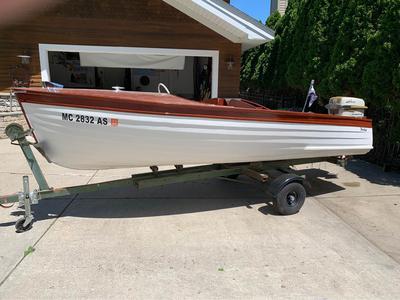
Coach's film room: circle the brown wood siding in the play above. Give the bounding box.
[0,0,241,98]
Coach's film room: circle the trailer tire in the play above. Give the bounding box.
[15,217,33,233]
[275,182,306,215]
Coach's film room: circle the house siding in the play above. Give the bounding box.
[270,0,288,15]
[0,0,241,98]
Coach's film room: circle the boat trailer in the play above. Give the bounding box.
[1,123,319,233]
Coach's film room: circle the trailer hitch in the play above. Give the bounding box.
[1,123,49,232]
[5,123,50,191]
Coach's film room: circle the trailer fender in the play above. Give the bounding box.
[268,173,306,198]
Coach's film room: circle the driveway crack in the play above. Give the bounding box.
[314,197,400,266]
[0,170,99,287]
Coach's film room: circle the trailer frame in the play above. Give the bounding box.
[1,123,322,232]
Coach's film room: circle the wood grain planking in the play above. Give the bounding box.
[0,0,241,96]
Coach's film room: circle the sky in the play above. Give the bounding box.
[230,0,271,24]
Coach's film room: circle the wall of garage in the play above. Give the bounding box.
[0,0,241,98]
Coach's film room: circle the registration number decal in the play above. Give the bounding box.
[61,113,118,127]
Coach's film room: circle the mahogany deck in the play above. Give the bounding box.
[15,88,372,128]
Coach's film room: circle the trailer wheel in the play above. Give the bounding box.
[275,182,306,215]
[15,217,33,233]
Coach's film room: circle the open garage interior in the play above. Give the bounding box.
[47,50,214,100]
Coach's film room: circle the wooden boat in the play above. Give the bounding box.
[14,87,373,170]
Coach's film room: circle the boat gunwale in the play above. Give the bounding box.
[14,88,373,128]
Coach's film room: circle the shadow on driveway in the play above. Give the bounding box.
[0,169,345,228]
[345,159,400,186]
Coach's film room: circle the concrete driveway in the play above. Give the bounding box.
[0,138,400,299]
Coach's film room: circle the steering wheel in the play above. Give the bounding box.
[158,83,171,94]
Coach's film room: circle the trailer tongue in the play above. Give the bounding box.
[0,123,323,233]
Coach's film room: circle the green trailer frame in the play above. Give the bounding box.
[1,123,322,232]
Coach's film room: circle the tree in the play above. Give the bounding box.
[241,0,400,105]
[241,0,400,145]
[241,11,281,89]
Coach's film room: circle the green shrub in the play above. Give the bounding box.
[242,0,400,142]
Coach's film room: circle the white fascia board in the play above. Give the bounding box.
[193,0,273,40]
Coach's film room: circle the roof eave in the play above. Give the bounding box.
[162,0,274,52]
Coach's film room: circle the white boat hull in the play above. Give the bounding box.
[22,103,373,170]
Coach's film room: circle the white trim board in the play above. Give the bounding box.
[39,44,220,98]
[162,0,274,51]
